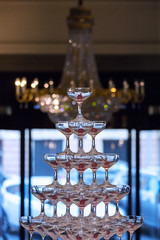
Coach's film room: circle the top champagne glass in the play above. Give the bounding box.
[67,87,92,122]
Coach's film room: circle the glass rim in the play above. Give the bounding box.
[67,87,92,91]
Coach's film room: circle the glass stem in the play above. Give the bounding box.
[54,169,57,183]
[53,204,57,216]
[91,204,96,217]
[79,172,83,185]
[78,102,82,116]
[66,171,70,184]
[66,206,70,216]
[66,137,70,150]
[116,202,120,213]
[79,209,84,217]
[79,137,83,150]
[130,233,133,240]
[118,237,121,240]
[93,171,96,184]
[105,170,109,182]
[105,203,109,216]
[30,233,33,240]
[41,201,45,215]
[92,136,95,149]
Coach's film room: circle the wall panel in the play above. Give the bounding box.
[0,0,159,54]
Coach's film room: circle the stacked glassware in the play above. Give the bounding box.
[20,87,143,240]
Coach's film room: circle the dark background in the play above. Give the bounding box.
[0,54,160,130]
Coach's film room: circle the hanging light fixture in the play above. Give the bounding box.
[15,0,145,123]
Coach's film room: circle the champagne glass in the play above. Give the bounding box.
[72,187,93,217]
[44,153,61,188]
[90,154,119,189]
[114,219,127,240]
[89,188,103,217]
[58,188,73,218]
[43,185,73,215]
[88,121,106,154]
[90,156,105,189]
[19,216,34,240]
[67,220,89,240]
[69,122,93,154]
[98,216,117,239]
[56,121,73,154]
[84,208,103,233]
[43,183,75,220]
[102,186,118,218]
[58,156,73,192]
[101,153,119,188]
[114,184,130,219]
[47,227,59,240]
[31,218,46,240]
[68,88,93,154]
[58,222,72,240]
[42,185,59,206]
[67,87,92,122]
[42,221,59,240]
[69,155,91,203]
[103,227,116,240]
[46,212,60,238]
[45,152,74,177]
[126,215,144,240]
[72,154,91,176]
[85,219,103,240]
[30,185,46,218]
[90,156,102,177]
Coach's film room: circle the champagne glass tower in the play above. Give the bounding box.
[20,88,143,240]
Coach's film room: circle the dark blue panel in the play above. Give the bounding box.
[32,140,62,176]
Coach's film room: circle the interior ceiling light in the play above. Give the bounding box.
[15,0,145,123]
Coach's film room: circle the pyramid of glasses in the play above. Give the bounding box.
[20,88,143,240]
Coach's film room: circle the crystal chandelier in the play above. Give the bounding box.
[15,0,145,123]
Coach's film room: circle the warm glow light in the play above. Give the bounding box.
[140,81,145,87]
[31,83,36,88]
[34,79,39,86]
[15,79,21,86]
[44,83,49,88]
[14,2,145,122]
[118,139,124,147]
[54,105,59,110]
[35,97,39,102]
[21,78,27,86]
[46,98,51,105]
[20,81,27,87]
[53,99,59,105]
[49,80,54,85]
[111,87,116,93]
[40,101,45,107]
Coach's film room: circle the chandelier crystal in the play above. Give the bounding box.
[15,1,145,123]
